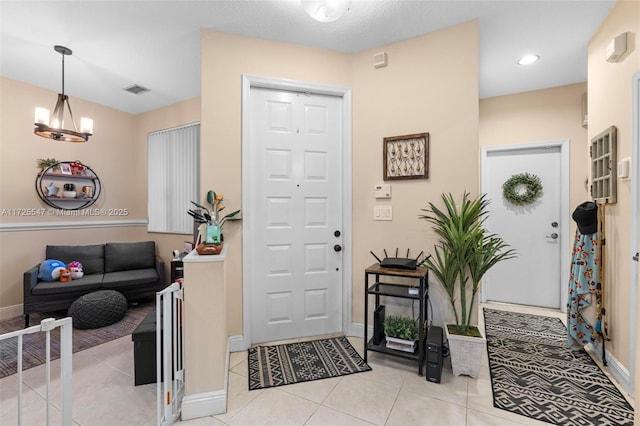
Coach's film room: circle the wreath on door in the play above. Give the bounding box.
[502,172,543,206]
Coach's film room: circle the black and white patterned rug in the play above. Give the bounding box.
[484,308,634,425]
[248,336,371,390]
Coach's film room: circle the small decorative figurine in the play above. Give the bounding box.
[46,182,59,197]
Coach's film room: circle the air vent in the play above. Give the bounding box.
[123,84,150,95]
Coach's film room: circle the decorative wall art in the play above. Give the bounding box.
[383,132,429,180]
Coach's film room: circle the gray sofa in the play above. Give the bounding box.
[23,241,166,327]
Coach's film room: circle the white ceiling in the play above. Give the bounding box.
[1,0,615,115]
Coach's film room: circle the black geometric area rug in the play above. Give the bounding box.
[484,308,634,425]
[248,336,371,390]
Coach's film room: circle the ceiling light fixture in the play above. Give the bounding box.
[517,54,540,65]
[301,0,351,23]
[34,45,93,142]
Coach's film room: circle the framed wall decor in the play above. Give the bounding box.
[59,163,72,175]
[383,132,429,180]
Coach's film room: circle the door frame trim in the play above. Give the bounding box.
[240,74,353,347]
[480,139,570,312]
[628,70,640,393]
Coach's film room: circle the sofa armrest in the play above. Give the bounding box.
[24,264,41,295]
[155,256,166,286]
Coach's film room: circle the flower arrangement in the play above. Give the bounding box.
[188,190,241,227]
[187,190,241,245]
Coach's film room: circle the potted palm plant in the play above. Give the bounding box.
[419,192,515,377]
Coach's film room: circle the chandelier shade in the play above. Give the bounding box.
[34,45,93,143]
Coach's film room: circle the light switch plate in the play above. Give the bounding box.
[374,205,392,221]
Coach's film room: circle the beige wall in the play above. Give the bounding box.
[0,77,145,308]
[588,0,639,397]
[200,20,479,336]
[480,83,591,237]
[351,21,479,326]
[0,77,200,310]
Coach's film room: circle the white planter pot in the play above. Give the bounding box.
[444,323,486,378]
[385,336,416,353]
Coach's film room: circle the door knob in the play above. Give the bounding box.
[334,244,342,252]
[546,233,559,239]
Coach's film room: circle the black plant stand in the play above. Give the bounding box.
[364,263,429,376]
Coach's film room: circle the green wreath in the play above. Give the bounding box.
[502,173,543,206]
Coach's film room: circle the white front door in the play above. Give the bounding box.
[481,142,569,309]
[247,87,343,344]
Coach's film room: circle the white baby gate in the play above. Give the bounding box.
[0,317,73,426]
[156,281,184,426]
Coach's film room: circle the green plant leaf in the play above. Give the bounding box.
[419,191,516,333]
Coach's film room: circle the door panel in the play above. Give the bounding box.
[249,88,343,343]
[482,145,562,308]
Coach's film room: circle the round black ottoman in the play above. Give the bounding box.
[68,290,127,329]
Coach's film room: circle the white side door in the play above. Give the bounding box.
[248,87,343,343]
[481,142,568,309]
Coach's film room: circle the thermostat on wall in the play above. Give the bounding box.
[375,184,391,199]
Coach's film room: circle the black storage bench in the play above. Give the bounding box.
[131,307,158,386]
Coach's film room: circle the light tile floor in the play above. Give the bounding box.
[0,303,628,425]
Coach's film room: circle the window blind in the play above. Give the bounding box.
[148,123,199,234]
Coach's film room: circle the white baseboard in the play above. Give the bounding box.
[180,389,227,420]
[587,340,633,397]
[228,334,247,352]
[0,304,22,321]
[350,322,371,339]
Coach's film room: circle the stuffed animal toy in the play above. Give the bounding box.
[38,259,67,281]
[59,268,72,282]
[68,261,84,279]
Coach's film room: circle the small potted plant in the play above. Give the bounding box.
[187,190,241,252]
[419,192,515,376]
[37,158,59,173]
[383,315,419,353]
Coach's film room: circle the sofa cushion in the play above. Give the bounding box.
[32,275,103,295]
[46,244,105,275]
[102,269,159,288]
[105,241,156,273]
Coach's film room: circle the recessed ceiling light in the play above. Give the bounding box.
[517,55,540,65]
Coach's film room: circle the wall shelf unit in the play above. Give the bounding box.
[35,161,101,210]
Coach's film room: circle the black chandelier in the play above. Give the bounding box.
[34,45,93,143]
